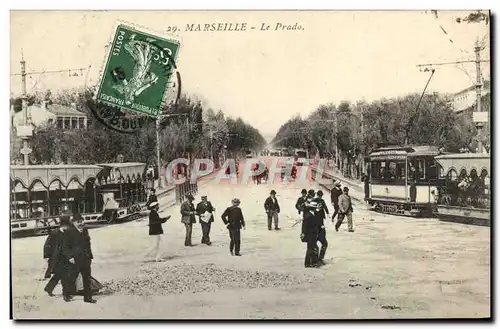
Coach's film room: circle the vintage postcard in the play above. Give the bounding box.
[9,10,491,320]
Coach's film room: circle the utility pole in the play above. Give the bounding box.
[19,51,32,166]
[474,38,483,153]
[416,39,490,153]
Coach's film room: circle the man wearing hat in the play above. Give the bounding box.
[336,187,354,232]
[146,188,158,209]
[221,199,246,256]
[330,181,342,222]
[145,202,171,261]
[62,214,97,303]
[301,194,321,268]
[315,190,329,264]
[264,190,281,230]
[180,194,197,246]
[43,215,71,297]
[295,189,308,215]
[196,195,215,245]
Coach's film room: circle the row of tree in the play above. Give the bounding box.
[271,92,489,178]
[11,87,267,167]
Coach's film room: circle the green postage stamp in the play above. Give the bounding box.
[96,24,180,117]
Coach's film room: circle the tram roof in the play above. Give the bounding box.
[435,153,490,175]
[97,162,146,169]
[11,164,103,190]
[370,145,443,158]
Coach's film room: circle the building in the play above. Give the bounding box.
[451,80,490,114]
[11,101,88,131]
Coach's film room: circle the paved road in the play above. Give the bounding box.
[11,158,490,319]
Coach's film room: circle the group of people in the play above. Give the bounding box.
[146,192,247,260]
[42,212,100,303]
[295,180,354,268]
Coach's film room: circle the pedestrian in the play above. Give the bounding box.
[295,189,308,215]
[146,188,158,208]
[301,196,321,268]
[196,195,215,245]
[264,190,281,230]
[42,218,70,297]
[62,215,97,303]
[363,170,370,202]
[330,181,342,222]
[145,202,171,261]
[315,190,329,264]
[336,187,354,232]
[180,194,196,246]
[221,198,246,256]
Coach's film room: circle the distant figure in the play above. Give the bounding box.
[264,190,281,230]
[146,188,158,208]
[196,195,215,245]
[221,198,246,256]
[180,194,196,246]
[330,181,342,222]
[336,187,354,232]
[145,202,171,262]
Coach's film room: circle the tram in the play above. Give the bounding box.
[433,153,490,224]
[10,162,149,237]
[367,145,444,216]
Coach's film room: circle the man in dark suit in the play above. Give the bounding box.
[62,215,96,303]
[43,217,71,297]
[196,195,215,245]
[221,198,246,256]
[315,190,329,264]
[295,189,308,215]
[264,190,280,230]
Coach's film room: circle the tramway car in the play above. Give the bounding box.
[367,145,444,216]
[433,153,490,224]
[10,162,149,237]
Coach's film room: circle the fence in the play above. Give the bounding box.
[175,180,199,204]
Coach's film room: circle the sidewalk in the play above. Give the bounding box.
[310,165,366,202]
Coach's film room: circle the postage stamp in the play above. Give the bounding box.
[96,24,181,117]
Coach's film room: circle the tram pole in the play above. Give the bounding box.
[20,51,31,166]
[156,117,162,189]
[474,38,484,153]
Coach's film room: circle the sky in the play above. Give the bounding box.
[10,10,490,138]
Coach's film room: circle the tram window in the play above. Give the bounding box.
[396,162,406,180]
[427,159,438,180]
[380,162,386,179]
[415,159,425,180]
[448,169,458,181]
[370,162,381,179]
[387,162,397,180]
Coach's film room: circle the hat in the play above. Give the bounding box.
[343,187,349,192]
[186,194,195,201]
[335,181,341,187]
[308,189,315,196]
[151,188,156,193]
[201,195,207,199]
[317,190,323,197]
[270,190,277,195]
[149,201,159,209]
[231,198,240,205]
[301,189,307,194]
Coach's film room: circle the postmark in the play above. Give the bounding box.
[88,22,182,133]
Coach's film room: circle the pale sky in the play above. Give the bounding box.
[10,10,490,137]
